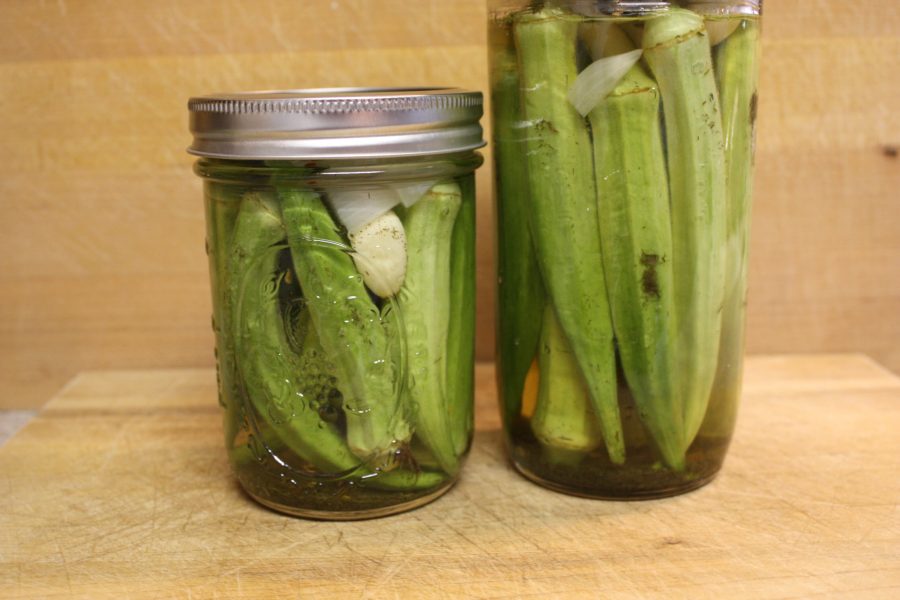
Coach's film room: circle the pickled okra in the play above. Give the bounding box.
[446,176,477,457]
[590,50,684,469]
[223,188,454,492]
[644,8,727,447]
[515,8,624,465]
[229,192,361,472]
[708,19,761,432]
[206,177,477,512]
[490,31,545,432]
[204,181,242,448]
[202,171,476,513]
[531,306,602,459]
[491,1,760,496]
[396,182,462,473]
[281,189,411,468]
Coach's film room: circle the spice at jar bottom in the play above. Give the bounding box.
[490,0,761,499]
[189,89,484,519]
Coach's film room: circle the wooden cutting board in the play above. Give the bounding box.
[1,355,899,599]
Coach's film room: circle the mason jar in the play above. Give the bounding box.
[489,1,761,498]
[188,89,484,518]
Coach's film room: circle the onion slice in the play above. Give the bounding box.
[326,187,401,235]
[390,179,439,208]
[568,48,643,117]
[327,178,439,235]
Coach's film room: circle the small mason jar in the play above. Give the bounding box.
[188,89,484,518]
[489,1,761,498]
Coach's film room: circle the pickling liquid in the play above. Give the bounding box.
[507,348,742,499]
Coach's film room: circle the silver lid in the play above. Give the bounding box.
[568,1,670,16]
[686,1,762,16]
[562,1,761,16]
[187,88,485,160]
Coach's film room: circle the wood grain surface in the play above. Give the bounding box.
[1,356,899,599]
[1,1,898,408]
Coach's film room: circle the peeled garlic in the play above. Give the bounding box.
[348,210,407,298]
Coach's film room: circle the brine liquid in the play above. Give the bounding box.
[508,349,743,499]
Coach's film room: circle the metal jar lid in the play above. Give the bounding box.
[567,1,671,16]
[565,1,761,16]
[187,88,485,160]
[685,1,762,15]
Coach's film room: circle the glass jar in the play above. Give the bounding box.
[489,1,761,498]
[188,89,484,518]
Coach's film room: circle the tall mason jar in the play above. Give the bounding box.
[489,1,761,498]
[188,89,484,519]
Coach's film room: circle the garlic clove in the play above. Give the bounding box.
[348,210,407,298]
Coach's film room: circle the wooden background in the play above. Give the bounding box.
[0,0,897,409]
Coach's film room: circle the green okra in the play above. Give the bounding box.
[490,30,546,432]
[515,7,624,464]
[446,177,476,457]
[716,18,760,303]
[397,182,462,473]
[205,181,243,449]
[228,192,361,473]
[708,18,760,425]
[531,305,602,458]
[589,57,686,470]
[234,316,447,491]
[280,189,411,467]
[644,8,727,450]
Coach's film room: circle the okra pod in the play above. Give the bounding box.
[397,182,462,473]
[446,176,476,457]
[229,192,361,472]
[490,33,546,431]
[280,189,411,467]
[590,57,686,469]
[644,8,727,449]
[515,8,624,464]
[531,305,602,457]
[717,18,760,306]
[205,181,243,448]
[707,18,761,431]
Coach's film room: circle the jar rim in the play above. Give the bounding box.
[187,87,485,160]
[490,1,762,17]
